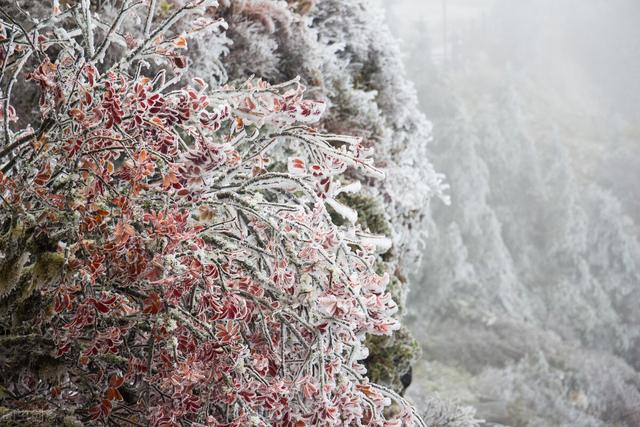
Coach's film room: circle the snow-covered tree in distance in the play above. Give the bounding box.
[405,55,640,426]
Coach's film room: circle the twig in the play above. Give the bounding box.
[0,9,41,61]
[144,0,158,38]
[2,50,32,147]
[0,118,54,160]
[120,0,210,68]
[80,0,95,57]
[92,0,143,63]
[0,25,17,87]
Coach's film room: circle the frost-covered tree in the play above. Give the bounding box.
[0,1,440,425]
[405,59,640,426]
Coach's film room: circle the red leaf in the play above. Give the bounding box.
[54,293,71,313]
[172,55,187,69]
[51,386,62,398]
[143,292,163,315]
[287,157,306,176]
[108,374,124,388]
[93,300,111,314]
[69,108,85,122]
[114,221,135,245]
[101,399,112,416]
[56,342,71,357]
[215,322,240,345]
[33,162,52,186]
[89,399,112,419]
[106,386,123,401]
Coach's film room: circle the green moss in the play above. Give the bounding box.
[97,353,129,366]
[0,223,29,301]
[0,252,29,301]
[0,335,58,376]
[31,252,64,287]
[266,160,288,173]
[3,251,64,309]
[364,326,421,394]
[336,193,391,236]
[0,221,64,322]
[159,1,173,16]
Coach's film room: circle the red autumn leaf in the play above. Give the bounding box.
[106,386,123,401]
[287,157,306,176]
[51,385,62,398]
[55,342,71,357]
[114,221,135,245]
[243,96,257,111]
[162,170,179,189]
[93,300,111,314]
[54,293,71,313]
[143,292,163,315]
[69,108,85,122]
[84,63,96,86]
[174,34,188,49]
[33,162,52,186]
[89,399,112,419]
[108,374,124,388]
[172,55,187,69]
[215,322,240,345]
[101,294,117,306]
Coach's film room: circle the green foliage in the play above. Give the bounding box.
[0,223,29,301]
[333,188,420,394]
[338,192,391,236]
[364,326,420,394]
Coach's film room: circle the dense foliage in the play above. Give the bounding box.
[0,1,428,425]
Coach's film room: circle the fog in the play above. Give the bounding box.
[378,1,640,425]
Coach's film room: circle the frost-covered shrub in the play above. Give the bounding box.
[212,0,450,267]
[0,1,427,425]
[174,0,449,398]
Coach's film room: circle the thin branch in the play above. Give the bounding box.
[0,25,17,87]
[92,0,143,63]
[80,0,95,57]
[0,10,41,61]
[144,0,158,38]
[2,50,32,147]
[0,118,54,161]
[120,0,210,68]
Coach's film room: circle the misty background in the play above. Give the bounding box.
[377,1,640,426]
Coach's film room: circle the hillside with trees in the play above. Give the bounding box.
[381,1,640,426]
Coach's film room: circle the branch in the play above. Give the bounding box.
[120,0,212,69]
[0,9,41,62]
[0,117,54,162]
[80,0,95,57]
[2,50,32,147]
[144,0,158,38]
[92,0,143,63]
